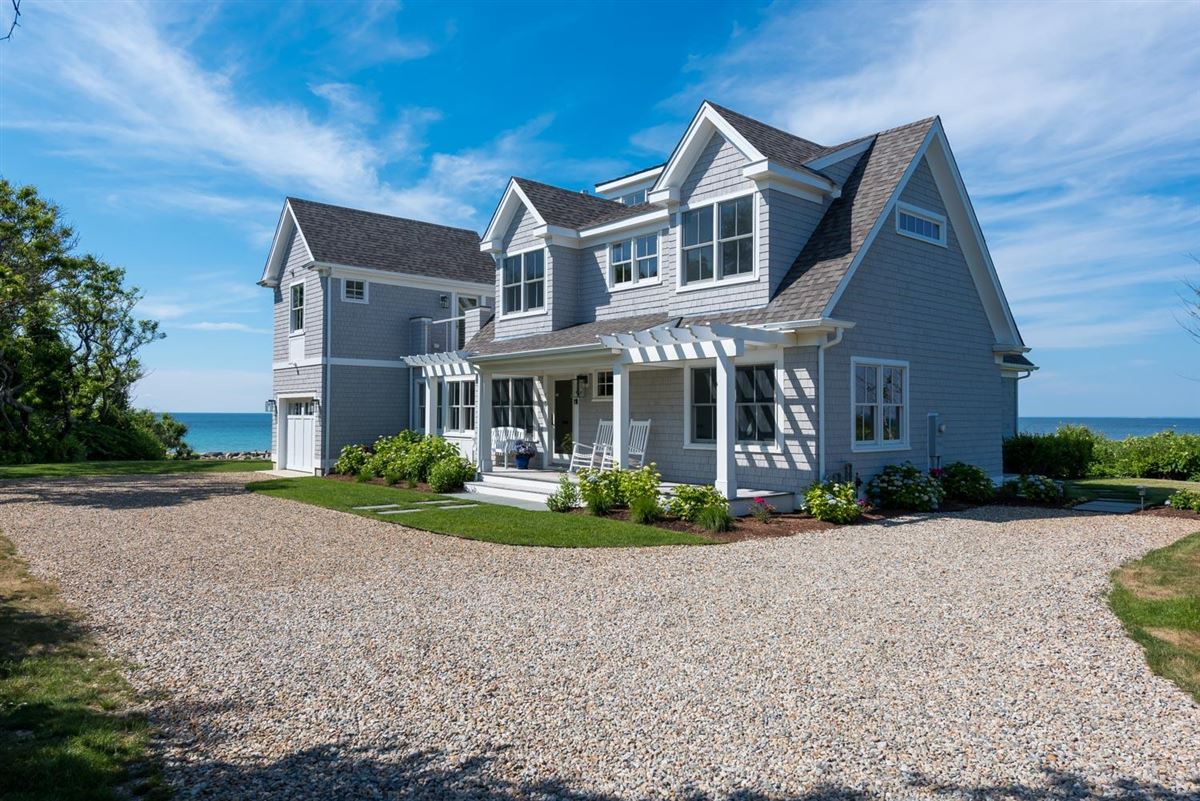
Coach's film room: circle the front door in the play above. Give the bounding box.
[285,399,315,472]
[553,379,574,458]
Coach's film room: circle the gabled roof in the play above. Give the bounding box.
[267,198,493,285]
[706,102,828,173]
[512,178,654,230]
[466,312,676,358]
[722,117,938,324]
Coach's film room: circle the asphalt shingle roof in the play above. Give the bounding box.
[466,312,677,357]
[513,178,654,230]
[1002,353,1036,367]
[287,197,494,284]
[707,102,830,175]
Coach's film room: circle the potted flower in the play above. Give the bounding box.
[513,440,538,470]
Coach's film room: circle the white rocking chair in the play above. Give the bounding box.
[571,419,652,472]
[569,420,612,472]
[491,426,526,469]
[599,419,652,470]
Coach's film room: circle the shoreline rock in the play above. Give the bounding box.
[196,451,271,461]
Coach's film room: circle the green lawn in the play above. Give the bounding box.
[1063,477,1200,506]
[247,477,714,548]
[0,537,166,801]
[1109,531,1200,703]
[0,459,273,480]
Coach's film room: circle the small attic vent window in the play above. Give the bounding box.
[896,203,946,246]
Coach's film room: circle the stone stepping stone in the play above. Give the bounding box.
[1074,500,1141,513]
[377,508,422,515]
[353,504,404,510]
[412,500,457,505]
[436,504,479,510]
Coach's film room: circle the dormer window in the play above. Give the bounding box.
[608,234,659,290]
[619,189,646,206]
[501,249,545,315]
[681,194,754,286]
[896,203,946,246]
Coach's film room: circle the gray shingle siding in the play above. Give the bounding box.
[762,187,828,298]
[326,364,410,458]
[329,280,445,360]
[272,230,317,362]
[1000,376,1018,438]
[576,227,673,323]
[823,156,1004,481]
[681,133,754,205]
[494,203,553,340]
[548,244,580,330]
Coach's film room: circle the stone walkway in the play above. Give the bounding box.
[2,472,1198,800]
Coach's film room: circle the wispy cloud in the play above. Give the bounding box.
[642,1,1200,351]
[179,321,268,334]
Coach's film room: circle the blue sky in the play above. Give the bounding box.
[2,0,1198,416]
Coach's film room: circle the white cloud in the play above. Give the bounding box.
[133,368,270,413]
[653,1,1200,351]
[311,82,377,124]
[180,321,268,334]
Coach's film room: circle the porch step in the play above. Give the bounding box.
[464,481,554,506]
[476,473,565,496]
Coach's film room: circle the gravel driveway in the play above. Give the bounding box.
[3,472,1199,800]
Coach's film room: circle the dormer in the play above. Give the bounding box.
[594,164,665,206]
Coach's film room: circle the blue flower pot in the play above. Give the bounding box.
[514,454,532,470]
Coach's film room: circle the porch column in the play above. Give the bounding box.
[424,374,438,436]
[715,350,737,499]
[612,362,629,469]
[477,372,492,471]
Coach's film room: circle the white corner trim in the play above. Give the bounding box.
[895,201,948,247]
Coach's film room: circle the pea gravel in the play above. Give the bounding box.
[3,472,1199,800]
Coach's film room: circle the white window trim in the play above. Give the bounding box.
[592,369,614,401]
[895,202,947,247]
[445,377,477,434]
[605,233,663,292]
[682,351,783,453]
[850,356,912,453]
[499,248,547,319]
[341,278,369,304]
[288,279,306,336]
[675,191,760,292]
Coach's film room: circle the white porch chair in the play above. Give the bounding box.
[490,426,525,469]
[569,420,612,472]
[598,419,652,470]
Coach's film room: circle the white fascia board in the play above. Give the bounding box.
[759,316,857,331]
[594,166,665,195]
[578,208,670,242]
[804,137,875,172]
[992,344,1032,354]
[651,102,765,194]
[742,159,836,196]
[259,200,312,287]
[647,186,680,206]
[468,341,607,363]
[481,179,547,248]
[316,262,495,296]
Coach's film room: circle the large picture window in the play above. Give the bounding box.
[853,359,908,448]
[448,380,476,432]
[681,194,754,285]
[289,283,304,332]
[501,250,545,314]
[492,377,535,432]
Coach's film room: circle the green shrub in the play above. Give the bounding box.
[545,475,581,513]
[74,421,166,461]
[1017,474,1063,504]
[866,463,944,511]
[1094,431,1200,480]
[1168,489,1200,512]
[803,481,863,523]
[334,444,371,476]
[364,431,459,483]
[620,464,662,507]
[667,484,727,522]
[939,462,995,504]
[577,467,625,516]
[1003,425,1096,479]
[749,497,775,523]
[629,494,664,524]
[696,503,733,533]
[428,456,476,492]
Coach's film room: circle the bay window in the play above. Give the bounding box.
[853,359,908,449]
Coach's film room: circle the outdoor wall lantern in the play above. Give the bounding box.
[439,294,450,309]
[264,399,277,415]
[574,374,589,402]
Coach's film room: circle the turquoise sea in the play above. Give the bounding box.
[170,412,1200,454]
[1019,417,1200,439]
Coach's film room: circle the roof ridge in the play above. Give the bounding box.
[286,196,481,237]
[704,100,827,151]
[512,176,623,203]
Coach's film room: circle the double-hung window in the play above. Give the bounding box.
[492,377,535,432]
[594,370,613,399]
[853,359,908,448]
[447,380,476,432]
[681,194,754,285]
[611,241,633,286]
[501,250,545,314]
[690,364,776,445]
[635,234,658,280]
[289,283,304,332]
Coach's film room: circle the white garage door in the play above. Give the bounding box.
[284,400,315,472]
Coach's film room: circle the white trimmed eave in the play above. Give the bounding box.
[314,262,494,296]
[578,208,670,244]
[595,166,665,195]
[481,180,547,253]
[649,103,766,204]
[742,159,838,203]
[803,136,875,172]
[258,200,312,288]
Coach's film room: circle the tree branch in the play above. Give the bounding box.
[0,0,19,42]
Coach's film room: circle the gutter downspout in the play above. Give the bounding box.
[323,272,332,475]
[817,326,846,481]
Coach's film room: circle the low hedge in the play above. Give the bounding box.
[1004,426,1200,481]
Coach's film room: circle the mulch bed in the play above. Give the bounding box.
[569,507,838,542]
[325,473,439,494]
[1134,506,1200,520]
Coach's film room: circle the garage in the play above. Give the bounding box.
[283,399,315,472]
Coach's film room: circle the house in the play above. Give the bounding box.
[261,101,1035,509]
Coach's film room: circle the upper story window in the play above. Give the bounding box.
[853,358,909,450]
[594,370,613,399]
[608,234,660,289]
[501,249,545,315]
[342,279,367,303]
[619,189,646,206]
[681,194,754,286]
[895,203,947,246]
[289,283,304,332]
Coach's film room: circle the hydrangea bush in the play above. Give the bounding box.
[802,480,863,523]
[333,444,370,476]
[667,484,728,523]
[866,462,945,511]
[1011,474,1063,504]
[939,461,996,504]
[1167,488,1200,512]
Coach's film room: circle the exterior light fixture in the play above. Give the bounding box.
[574,374,590,401]
[264,399,277,415]
[1136,485,1146,511]
[439,294,450,309]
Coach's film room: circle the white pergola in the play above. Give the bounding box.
[402,351,477,440]
[598,322,791,499]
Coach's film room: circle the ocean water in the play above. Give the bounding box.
[171,412,272,454]
[1020,417,1200,439]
